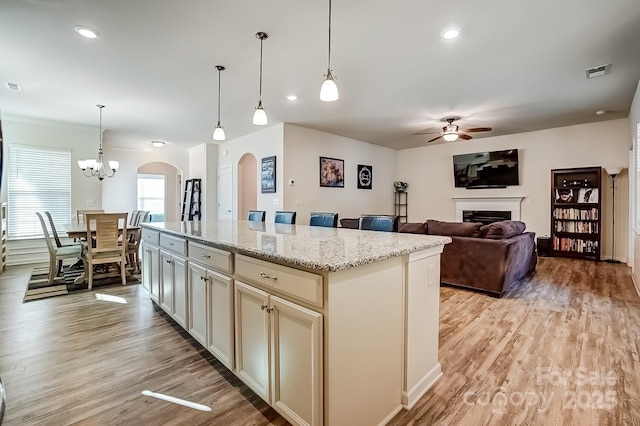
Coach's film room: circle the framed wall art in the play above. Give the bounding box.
[319,156,344,188]
[261,156,276,193]
[357,164,372,189]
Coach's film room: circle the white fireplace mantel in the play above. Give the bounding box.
[452,196,525,221]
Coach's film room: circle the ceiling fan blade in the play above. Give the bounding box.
[413,131,440,135]
[462,127,492,133]
[458,133,473,140]
[426,135,442,143]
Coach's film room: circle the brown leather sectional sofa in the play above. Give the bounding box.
[399,219,537,298]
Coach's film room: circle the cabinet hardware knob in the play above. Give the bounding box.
[166,259,171,264]
[169,242,174,246]
[260,272,277,280]
[266,307,273,313]
[201,254,211,258]
[260,304,268,310]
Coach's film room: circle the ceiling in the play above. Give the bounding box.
[1,0,639,151]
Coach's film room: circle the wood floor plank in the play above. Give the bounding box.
[1,257,639,425]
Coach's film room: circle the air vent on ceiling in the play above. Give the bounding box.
[5,82,22,91]
[585,64,610,79]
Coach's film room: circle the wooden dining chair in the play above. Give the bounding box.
[76,209,105,225]
[83,213,128,290]
[44,211,83,275]
[36,212,83,284]
[125,211,149,274]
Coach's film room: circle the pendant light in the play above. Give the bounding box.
[213,65,226,140]
[320,0,339,102]
[253,32,269,125]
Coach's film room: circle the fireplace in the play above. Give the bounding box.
[453,196,524,222]
[463,210,512,225]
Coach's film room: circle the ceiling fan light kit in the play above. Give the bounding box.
[253,32,269,125]
[413,116,492,144]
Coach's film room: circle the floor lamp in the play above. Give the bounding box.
[605,166,623,263]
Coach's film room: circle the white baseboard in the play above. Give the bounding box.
[402,363,443,409]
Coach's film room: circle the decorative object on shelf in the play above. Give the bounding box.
[319,156,344,187]
[261,156,276,193]
[78,105,119,180]
[550,167,602,260]
[604,166,624,263]
[320,0,338,102]
[357,164,372,189]
[394,181,408,192]
[253,32,269,125]
[213,65,226,140]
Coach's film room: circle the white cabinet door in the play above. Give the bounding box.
[235,281,270,402]
[142,243,160,303]
[172,255,188,328]
[187,262,208,346]
[207,270,234,370]
[159,250,173,314]
[270,295,323,426]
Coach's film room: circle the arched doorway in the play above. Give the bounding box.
[238,153,257,220]
[137,162,182,222]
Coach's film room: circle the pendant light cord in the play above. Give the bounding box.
[98,104,104,150]
[259,37,264,102]
[217,69,222,123]
[327,0,332,70]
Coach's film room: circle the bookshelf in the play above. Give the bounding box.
[181,178,202,221]
[394,191,407,223]
[550,167,602,260]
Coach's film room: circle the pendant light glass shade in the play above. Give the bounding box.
[253,32,269,125]
[320,70,339,101]
[253,101,268,125]
[442,132,459,142]
[213,65,226,140]
[213,124,226,140]
[320,0,339,102]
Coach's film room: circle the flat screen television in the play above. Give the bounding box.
[453,149,519,188]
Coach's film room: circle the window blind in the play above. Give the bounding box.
[8,144,72,238]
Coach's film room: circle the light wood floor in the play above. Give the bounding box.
[0,257,639,425]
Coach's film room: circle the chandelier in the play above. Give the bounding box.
[78,104,119,180]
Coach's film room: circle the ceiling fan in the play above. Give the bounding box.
[414,117,492,143]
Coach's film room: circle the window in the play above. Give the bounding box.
[8,144,71,238]
[137,173,165,222]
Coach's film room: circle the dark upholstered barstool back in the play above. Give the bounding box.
[247,210,266,222]
[274,210,297,224]
[309,212,338,228]
[359,215,399,232]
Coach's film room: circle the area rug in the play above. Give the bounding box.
[24,265,141,302]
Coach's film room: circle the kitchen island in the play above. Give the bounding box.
[141,220,451,426]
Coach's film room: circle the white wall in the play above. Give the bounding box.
[398,119,630,261]
[218,124,284,222]
[188,143,219,222]
[283,124,398,225]
[628,80,640,285]
[102,141,188,215]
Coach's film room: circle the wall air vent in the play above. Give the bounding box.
[585,64,610,79]
[5,82,22,91]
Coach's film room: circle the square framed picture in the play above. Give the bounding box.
[578,188,598,203]
[357,164,372,189]
[319,156,344,188]
[261,156,276,193]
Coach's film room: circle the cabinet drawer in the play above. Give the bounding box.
[141,228,159,245]
[189,241,232,274]
[160,233,187,256]
[236,254,323,308]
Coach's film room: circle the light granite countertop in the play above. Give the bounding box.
[142,221,451,272]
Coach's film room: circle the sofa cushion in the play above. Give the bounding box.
[481,220,526,239]
[398,222,428,234]
[426,220,483,237]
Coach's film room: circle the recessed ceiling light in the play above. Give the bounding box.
[151,140,166,148]
[286,95,298,101]
[441,28,460,40]
[74,25,100,39]
[5,82,22,91]
[595,110,607,116]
